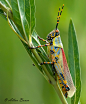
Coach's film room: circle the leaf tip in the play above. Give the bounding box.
[70,18,72,24]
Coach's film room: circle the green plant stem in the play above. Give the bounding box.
[30,48,68,104]
[0,3,13,20]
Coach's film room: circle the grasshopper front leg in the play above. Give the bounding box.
[30,36,50,49]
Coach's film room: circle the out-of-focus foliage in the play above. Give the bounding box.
[0,0,85,104]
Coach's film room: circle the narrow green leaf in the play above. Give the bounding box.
[25,0,30,28]
[17,0,30,41]
[68,19,81,104]
[11,0,35,41]
[5,0,12,9]
[0,0,12,20]
[0,8,7,20]
[68,21,75,84]
[8,18,25,40]
[68,19,75,103]
[25,0,35,35]
[30,0,35,33]
[11,0,26,40]
[0,0,11,9]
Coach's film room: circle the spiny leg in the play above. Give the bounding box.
[40,51,57,75]
[30,43,50,49]
[41,55,56,65]
[40,49,56,65]
[38,36,48,43]
[40,60,57,76]
[40,61,54,65]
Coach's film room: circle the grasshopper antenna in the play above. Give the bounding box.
[56,4,64,29]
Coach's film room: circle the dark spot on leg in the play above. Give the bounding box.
[32,64,35,66]
[40,62,44,65]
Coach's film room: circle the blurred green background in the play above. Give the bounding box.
[0,0,85,104]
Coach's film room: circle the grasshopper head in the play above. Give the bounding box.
[47,29,60,41]
[47,4,64,41]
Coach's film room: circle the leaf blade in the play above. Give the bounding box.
[11,0,25,39]
[25,0,30,28]
[18,0,30,41]
[0,8,7,20]
[0,0,12,20]
[0,0,11,9]
[30,0,35,34]
[68,19,81,104]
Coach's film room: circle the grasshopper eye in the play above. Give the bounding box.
[55,30,59,33]
[55,29,60,36]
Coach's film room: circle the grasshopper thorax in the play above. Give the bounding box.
[47,29,60,41]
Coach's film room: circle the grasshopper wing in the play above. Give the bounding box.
[61,48,76,97]
[54,48,76,97]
